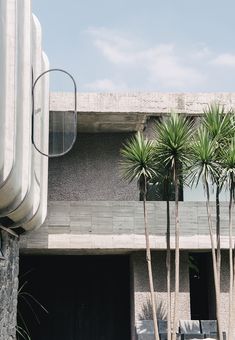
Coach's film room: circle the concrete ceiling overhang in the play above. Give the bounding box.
[49,111,148,133]
[50,92,235,132]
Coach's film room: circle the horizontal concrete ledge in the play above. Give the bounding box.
[50,92,235,114]
[20,201,234,251]
[20,233,232,251]
[19,248,132,255]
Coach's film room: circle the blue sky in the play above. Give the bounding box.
[33,0,235,92]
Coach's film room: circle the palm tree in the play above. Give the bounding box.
[154,113,193,340]
[150,169,173,340]
[162,174,172,340]
[189,127,223,340]
[220,137,235,340]
[202,104,234,287]
[120,132,160,340]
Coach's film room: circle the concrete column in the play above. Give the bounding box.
[132,251,191,324]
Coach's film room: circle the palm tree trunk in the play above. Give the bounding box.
[228,180,234,340]
[166,196,171,340]
[216,185,221,293]
[143,188,160,340]
[205,181,222,340]
[172,170,179,340]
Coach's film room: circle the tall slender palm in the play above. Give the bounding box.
[154,113,193,340]
[163,174,172,340]
[120,132,160,340]
[160,173,172,340]
[220,137,235,340]
[202,104,234,287]
[150,169,173,340]
[189,127,222,340]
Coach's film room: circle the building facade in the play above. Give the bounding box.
[20,93,235,339]
[1,2,235,339]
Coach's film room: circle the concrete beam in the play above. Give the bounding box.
[20,200,232,252]
[50,92,235,114]
[50,92,235,132]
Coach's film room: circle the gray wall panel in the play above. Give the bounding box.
[48,133,138,201]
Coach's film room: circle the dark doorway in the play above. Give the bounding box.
[189,252,215,320]
[18,255,131,340]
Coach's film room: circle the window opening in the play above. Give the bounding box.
[32,68,77,157]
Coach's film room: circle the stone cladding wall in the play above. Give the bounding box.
[0,232,19,340]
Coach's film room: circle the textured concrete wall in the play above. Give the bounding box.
[132,250,231,336]
[48,133,138,201]
[50,92,235,115]
[20,201,235,251]
[199,251,231,336]
[219,251,231,336]
[0,232,19,340]
[132,251,191,325]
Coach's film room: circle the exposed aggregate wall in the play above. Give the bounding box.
[132,251,191,324]
[48,133,138,201]
[0,232,19,340]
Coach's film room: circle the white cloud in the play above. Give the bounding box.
[86,27,204,90]
[190,44,211,60]
[94,40,132,64]
[84,78,127,92]
[85,27,235,91]
[86,27,135,64]
[143,45,204,88]
[211,53,235,67]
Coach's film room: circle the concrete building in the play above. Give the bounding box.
[1,1,235,339]
[19,93,235,339]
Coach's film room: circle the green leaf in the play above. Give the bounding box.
[120,132,157,193]
[154,113,194,184]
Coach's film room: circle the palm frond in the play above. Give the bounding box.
[120,132,157,187]
[188,127,220,188]
[17,277,48,340]
[154,112,194,180]
[16,325,31,340]
[203,103,235,144]
[220,137,235,197]
[202,103,235,189]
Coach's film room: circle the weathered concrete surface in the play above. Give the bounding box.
[132,251,191,324]
[20,201,233,251]
[50,92,235,114]
[132,250,231,337]
[49,92,235,132]
[0,232,19,340]
[48,133,138,201]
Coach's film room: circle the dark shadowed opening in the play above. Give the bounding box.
[189,252,216,320]
[18,255,131,340]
